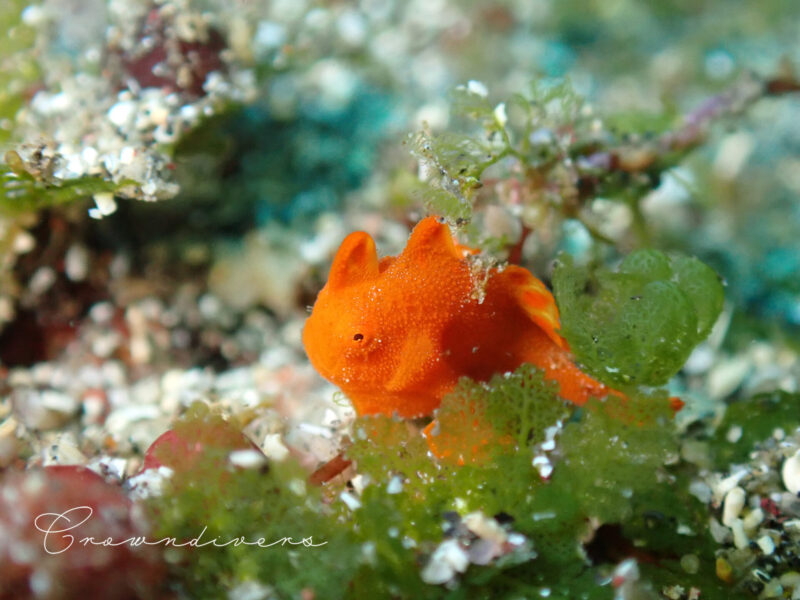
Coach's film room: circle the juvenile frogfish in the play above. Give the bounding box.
[303,216,613,418]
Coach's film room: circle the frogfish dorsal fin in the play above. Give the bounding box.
[327,231,379,289]
[500,264,566,349]
[401,216,462,263]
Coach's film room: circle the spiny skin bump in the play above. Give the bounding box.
[303,216,610,418]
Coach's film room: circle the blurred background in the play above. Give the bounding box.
[0,0,798,464]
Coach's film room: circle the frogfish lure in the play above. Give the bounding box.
[302,216,613,418]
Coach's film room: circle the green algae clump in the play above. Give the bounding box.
[553,250,724,390]
[427,365,570,464]
[345,367,728,598]
[146,405,357,600]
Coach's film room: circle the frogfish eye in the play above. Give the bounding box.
[353,333,364,342]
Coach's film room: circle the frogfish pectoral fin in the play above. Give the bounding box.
[385,332,437,394]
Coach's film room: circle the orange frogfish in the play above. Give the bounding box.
[303,215,612,418]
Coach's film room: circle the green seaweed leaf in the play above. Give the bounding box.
[553,250,724,389]
[0,156,135,215]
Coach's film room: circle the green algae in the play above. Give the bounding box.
[0,154,134,215]
[430,365,571,462]
[149,357,733,599]
[554,394,678,525]
[343,369,729,598]
[410,80,589,226]
[146,405,357,600]
[711,390,800,468]
[553,250,724,390]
